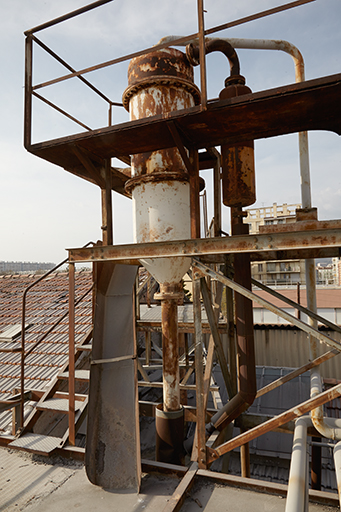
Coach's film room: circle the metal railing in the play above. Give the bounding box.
[19,242,94,431]
[23,0,315,149]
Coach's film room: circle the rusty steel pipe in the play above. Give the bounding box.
[159,286,181,412]
[186,38,240,76]
[209,212,256,432]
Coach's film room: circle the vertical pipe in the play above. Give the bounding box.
[197,0,207,109]
[189,149,201,239]
[213,154,222,238]
[24,35,33,149]
[193,276,206,468]
[225,256,237,395]
[108,103,112,127]
[333,441,341,508]
[161,290,180,412]
[240,436,251,478]
[145,331,151,366]
[101,159,113,246]
[135,272,140,321]
[68,262,76,446]
[285,416,310,512]
[311,436,321,490]
[296,282,301,319]
[233,210,256,469]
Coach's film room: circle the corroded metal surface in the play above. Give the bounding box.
[208,382,341,463]
[209,216,256,431]
[123,48,197,287]
[68,224,341,262]
[160,286,181,412]
[220,79,255,207]
[28,74,341,179]
[155,404,184,464]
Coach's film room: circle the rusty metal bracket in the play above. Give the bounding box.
[191,265,206,281]
[71,144,105,188]
[167,121,193,174]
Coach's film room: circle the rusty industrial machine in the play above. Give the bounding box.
[7,0,341,509]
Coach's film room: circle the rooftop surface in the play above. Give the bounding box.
[0,447,338,512]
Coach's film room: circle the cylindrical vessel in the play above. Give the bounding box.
[123,49,199,461]
[155,404,184,465]
[123,48,200,286]
[219,76,256,207]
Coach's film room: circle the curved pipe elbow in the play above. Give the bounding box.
[186,39,240,77]
[210,387,257,432]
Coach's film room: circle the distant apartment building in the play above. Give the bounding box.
[332,258,341,286]
[244,202,306,286]
[0,261,55,274]
[316,262,334,285]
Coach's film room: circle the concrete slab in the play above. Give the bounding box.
[0,447,180,512]
[181,478,339,512]
[0,447,339,512]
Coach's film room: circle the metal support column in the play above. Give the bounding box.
[193,275,206,468]
[68,261,76,446]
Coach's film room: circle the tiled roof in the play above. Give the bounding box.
[252,287,341,309]
[0,271,93,430]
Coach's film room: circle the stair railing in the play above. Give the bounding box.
[20,242,94,431]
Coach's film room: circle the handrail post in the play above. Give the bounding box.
[197,0,207,109]
[24,35,33,149]
[69,261,76,445]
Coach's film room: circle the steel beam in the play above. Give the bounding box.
[68,224,341,263]
[208,382,341,463]
[192,259,341,352]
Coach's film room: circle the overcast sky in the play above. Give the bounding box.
[0,0,340,263]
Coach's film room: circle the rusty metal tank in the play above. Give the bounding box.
[123,48,200,286]
[219,76,256,207]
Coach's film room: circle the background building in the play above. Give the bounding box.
[0,261,55,274]
[244,202,306,286]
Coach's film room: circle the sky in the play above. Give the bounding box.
[0,0,340,264]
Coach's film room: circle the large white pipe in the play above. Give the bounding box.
[285,416,310,512]
[333,441,341,507]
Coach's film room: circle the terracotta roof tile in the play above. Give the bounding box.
[0,271,92,411]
